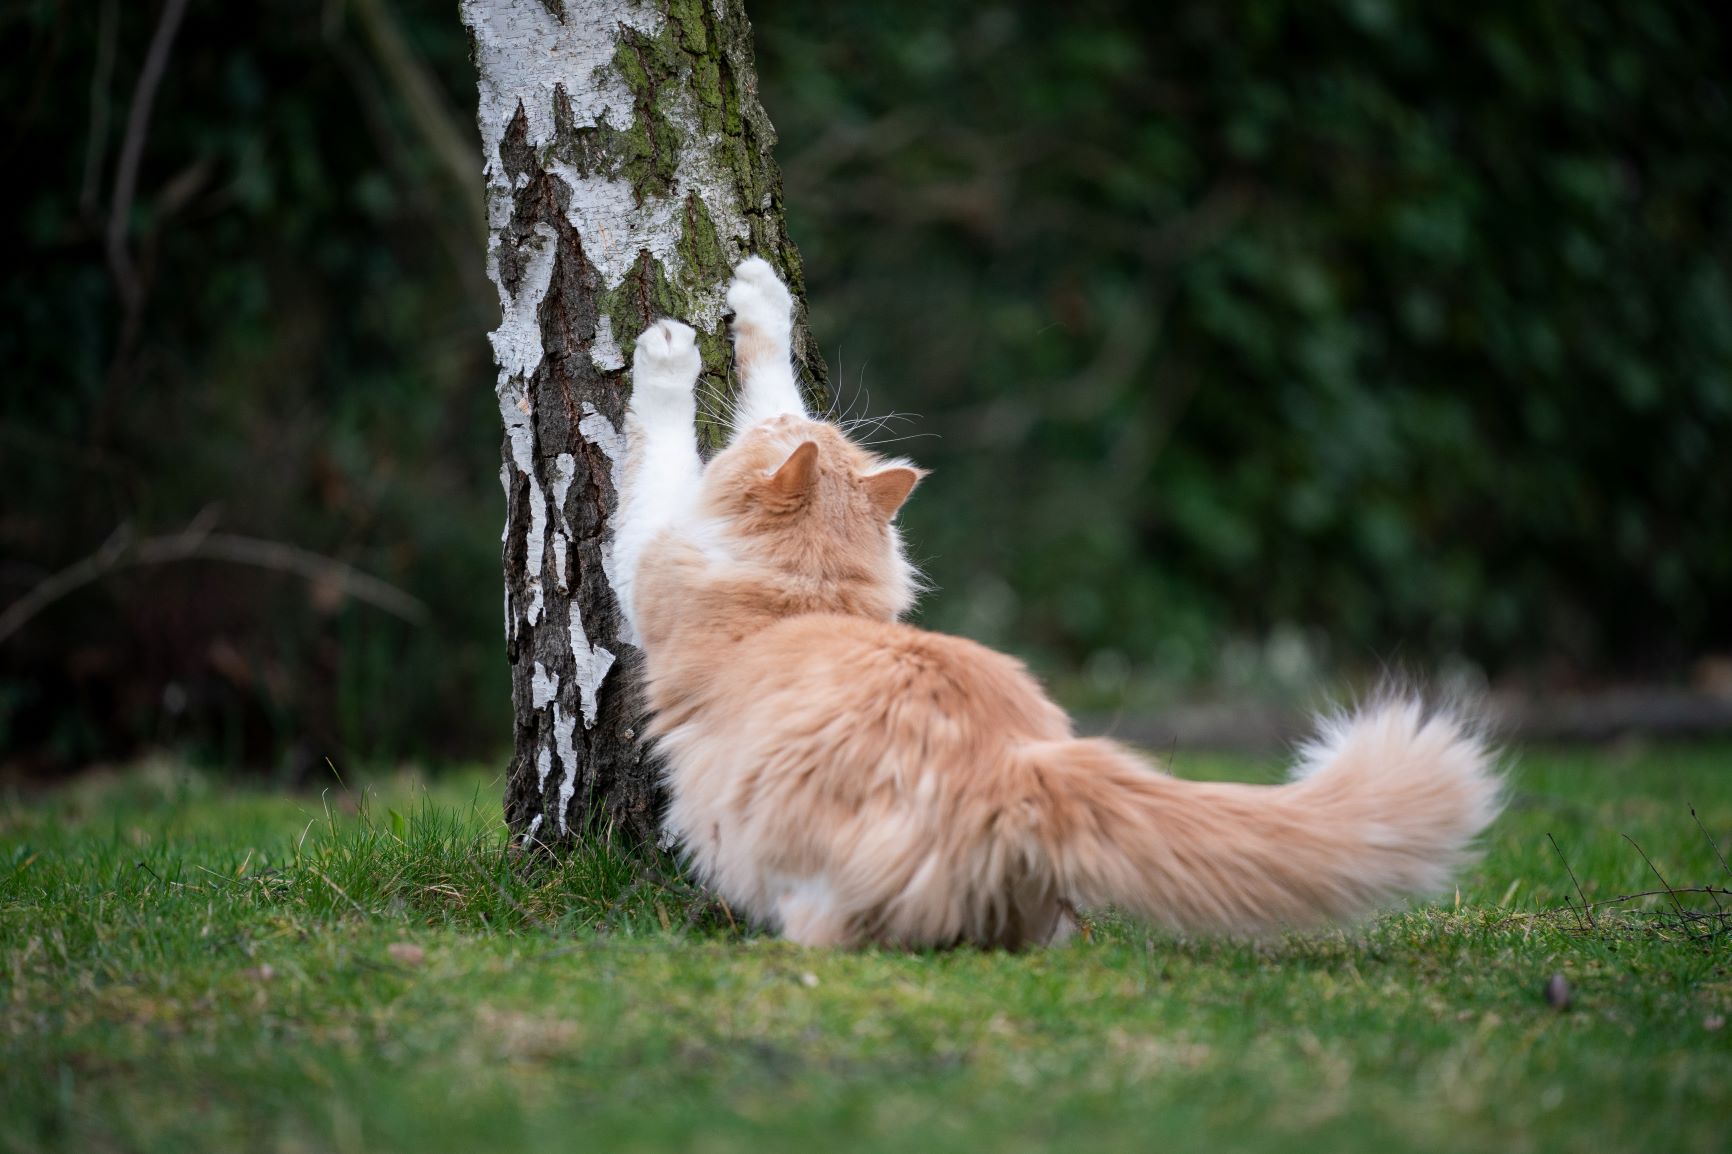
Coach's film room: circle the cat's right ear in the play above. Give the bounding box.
[765,441,821,507]
[862,465,923,520]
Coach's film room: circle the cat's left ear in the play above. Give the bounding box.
[862,465,925,520]
[766,440,821,503]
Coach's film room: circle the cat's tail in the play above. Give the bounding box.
[1020,697,1502,934]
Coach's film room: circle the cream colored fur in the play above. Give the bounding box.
[617,257,1502,949]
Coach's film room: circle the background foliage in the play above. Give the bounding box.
[4,0,1730,773]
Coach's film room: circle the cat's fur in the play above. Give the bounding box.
[616,257,1502,949]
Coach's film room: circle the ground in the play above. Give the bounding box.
[2,743,1728,1153]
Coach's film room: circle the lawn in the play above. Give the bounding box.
[2,743,1728,1153]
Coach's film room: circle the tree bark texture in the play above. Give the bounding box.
[461,0,826,849]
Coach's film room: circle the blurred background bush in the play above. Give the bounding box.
[4,0,1730,777]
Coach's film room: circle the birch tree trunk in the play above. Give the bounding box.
[461,0,826,849]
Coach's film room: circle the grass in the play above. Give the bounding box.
[1,744,1729,1153]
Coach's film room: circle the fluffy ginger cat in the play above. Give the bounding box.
[613,257,1501,950]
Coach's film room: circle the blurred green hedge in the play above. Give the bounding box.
[3,0,1729,772]
[765,0,1732,699]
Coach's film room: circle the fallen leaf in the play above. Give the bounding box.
[388,942,426,966]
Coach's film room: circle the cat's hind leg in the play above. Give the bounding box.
[615,319,703,636]
[725,257,808,440]
[774,876,854,947]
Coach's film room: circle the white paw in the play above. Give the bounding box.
[632,319,701,398]
[726,257,793,337]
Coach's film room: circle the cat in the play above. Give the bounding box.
[614,257,1502,949]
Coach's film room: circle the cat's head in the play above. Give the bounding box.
[698,415,926,619]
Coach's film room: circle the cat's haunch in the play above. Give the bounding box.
[615,258,1501,949]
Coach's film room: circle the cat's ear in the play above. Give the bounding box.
[862,465,924,519]
[767,441,821,503]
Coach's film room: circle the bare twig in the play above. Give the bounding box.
[1692,806,1732,882]
[80,0,121,219]
[1621,833,1695,935]
[1575,886,1731,912]
[107,0,190,317]
[1547,833,1596,930]
[0,513,428,645]
[160,535,427,620]
[1508,886,1732,945]
[345,0,485,240]
[1685,807,1729,919]
[0,524,136,644]
[327,31,493,317]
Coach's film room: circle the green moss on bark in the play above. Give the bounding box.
[550,85,623,179]
[677,191,727,284]
[611,27,682,203]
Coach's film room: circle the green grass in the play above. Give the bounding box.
[2,744,1729,1153]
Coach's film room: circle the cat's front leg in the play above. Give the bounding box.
[615,319,703,637]
[725,257,808,439]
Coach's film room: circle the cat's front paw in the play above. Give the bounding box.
[726,257,793,340]
[632,319,701,400]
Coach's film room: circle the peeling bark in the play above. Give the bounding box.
[462,0,826,848]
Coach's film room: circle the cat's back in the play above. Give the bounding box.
[738,612,1072,744]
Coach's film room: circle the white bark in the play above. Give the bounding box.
[463,0,825,845]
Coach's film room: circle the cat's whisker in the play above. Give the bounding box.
[849,425,908,444]
[836,361,871,425]
[843,412,920,437]
[859,432,941,447]
[698,377,736,418]
[849,411,918,431]
[827,343,847,420]
[842,410,916,428]
[695,380,732,427]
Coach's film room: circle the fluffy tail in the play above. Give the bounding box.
[1024,698,1502,934]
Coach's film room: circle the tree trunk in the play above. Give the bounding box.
[461,0,826,849]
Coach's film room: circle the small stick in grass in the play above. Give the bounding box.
[1690,805,1732,885]
[1621,833,1703,942]
[1547,833,1596,930]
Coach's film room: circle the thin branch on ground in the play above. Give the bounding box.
[1691,806,1732,882]
[1525,813,1731,944]
[1547,832,1596,930]
[1576,886,1732,912]
[1499,886,1731,947]
[1621,833,1701,939]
